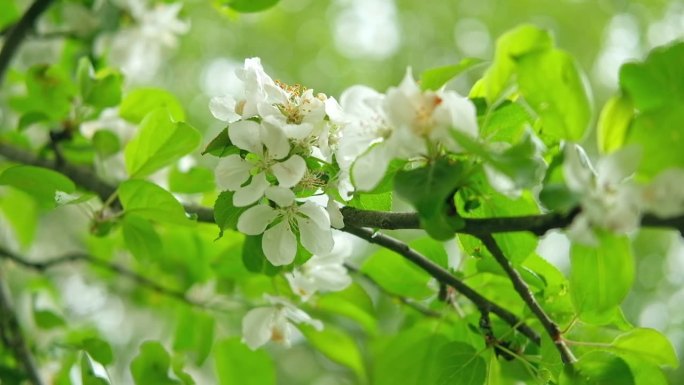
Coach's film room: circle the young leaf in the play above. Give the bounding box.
[570,234,635,324]
[168,166,215,194]
[173,308,215,366]
[130,341,182,385]
[597,95,633,154]
[559,351,634,385]
[516,49,592,143]
[214,191,249,238]
[420,58,484,91]
[118,179,190,225]
[122,214,164,261]
[213,338,275,385]
[300,324,367,380]
[433,342,487,385]
[81,352,111,385]
[361,248,433,299]
[223,0,280,13]
[124,109,201,178]
[120,88,185,123]
[0,165,75,209]
[394,158,468,240]
[610,328,679,368]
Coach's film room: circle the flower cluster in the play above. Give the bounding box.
[211,58,341,267]
[564,144,684,244]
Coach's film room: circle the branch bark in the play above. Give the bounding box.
[0,246,221,312]
[0,0,56,85]
[341,226,542,345]
[0,267,44,385]
[477,234,576,364]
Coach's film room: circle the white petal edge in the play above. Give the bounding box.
[237,204,277,235]
[272,155,306,188]
[262,220,297,266]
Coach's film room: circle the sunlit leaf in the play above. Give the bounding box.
[214,338,275,385]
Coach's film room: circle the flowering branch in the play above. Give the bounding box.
[341,226,542,345]
[0,246,224,312]
[0,0,55,85]
[0,267,44,385]
[477,234,576,364]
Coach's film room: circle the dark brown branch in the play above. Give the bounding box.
[345,263,442,318]
[0,267,44,385]
[3,142,684,236]
[0,0,56,85]
[0,246,217,312]
[341,226,542,345]
[477,234,576,364]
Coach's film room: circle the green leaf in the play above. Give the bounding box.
[597,95,633,154]
[77,58,123,110]
[470,24,553,103]
[80,353,111,385]
[92,130,121,158]
[173,308,215,366]
[570,234,635,324]
[122,214,164,261]
[81,337,114,366]
[214,191,249,238]
[317,284,377,334]
[120,88,185,123]
[300,324,366,380]
[373,327,452,385]
[619,41,684,112]
[0,165,75,209]
[130,341,181,385]
[610,328,678,368]
[202,127,239,157]
[0,0,20,30]
[124,109,201,178]
[621,356,668,385]
[9,64,75,121]
[34,309,66,329]
[516,48,592,142]
[225,0,279,13]
[480,101,533,143]
[241,235,280,276]
[560,351,634,385]
[168,166,215,194]
[410,237,449,268]
[420,58,484,91]
[119,179,190,225]
[627,108,684,178]
[213,338,275,385]
[0,188,37,247]
[394,158,468,240]
[347,191,392,211]
[433,342,487,385]
[361,248,433,299]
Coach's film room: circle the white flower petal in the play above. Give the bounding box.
[326,199,345,229]
[351,143,393,192]
[209,96,240,122]
[297,217,334,256]
[299,201,331,229]
[563,144,595,193]
[272,156,306,188]
[642,168,684,217]
[283,306,323,331]
[596,145,641,187]
[263,220,297,266]
[215,154,252,191]
[282,122,314,140]
[260,120,291,159]
[265,185,296,207]
[233,172,269,207]
[229,120,262,154]
[237,204,278,235]
[242,307,278,350]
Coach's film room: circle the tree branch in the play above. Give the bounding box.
[2,142,684,236]
[477,234,576,364]
[0,246,220,312]
[344,263,443,318]
[0,267,44,385]
[341,226,542,345]
[0,0,56,85]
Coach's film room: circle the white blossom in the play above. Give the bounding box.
[214,120,306,206]
[340,70,479,191]
[106,1,189,83]
[242,295,323,350]
[237,188,334,266]
[286,237,352,301]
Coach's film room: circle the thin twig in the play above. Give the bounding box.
[341,226,541,345]
[0,0,56,85]
[0,246,217,312]
[344,263,443,318]
[477,234,576,364]
[0,267,44,385]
